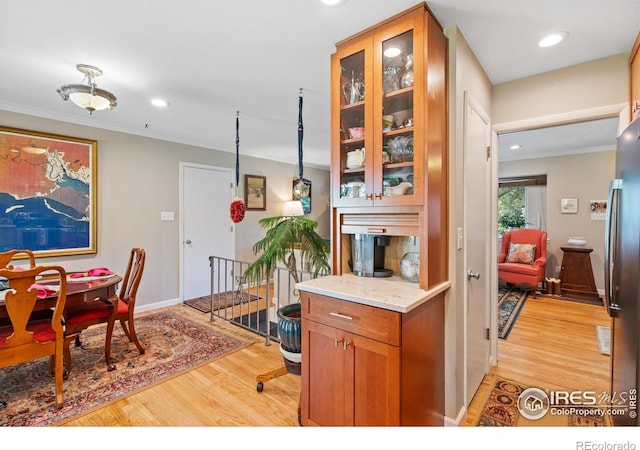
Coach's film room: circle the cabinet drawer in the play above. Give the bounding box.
[301,292,400,346]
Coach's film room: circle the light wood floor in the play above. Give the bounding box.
[60,294,611,427]
[462,293,612,426]
[61,304,301,426]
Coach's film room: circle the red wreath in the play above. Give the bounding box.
[230,197,246,223]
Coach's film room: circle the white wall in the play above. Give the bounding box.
[445,25,493,424]
[0,110,330,310]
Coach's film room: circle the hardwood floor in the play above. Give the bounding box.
[61,304,301,426]
[462,293,612,426]
[60,293,610,427]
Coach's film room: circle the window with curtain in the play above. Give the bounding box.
[498,174,547,235]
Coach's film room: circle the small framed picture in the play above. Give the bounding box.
[245,174,266,210]
[561,197,578,214]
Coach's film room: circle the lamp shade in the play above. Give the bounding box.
[57,64,117,114]
[282,200,304,217]
[65,86,116,112]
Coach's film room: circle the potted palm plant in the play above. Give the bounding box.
[242,214,330,284]
[243,212,330,374]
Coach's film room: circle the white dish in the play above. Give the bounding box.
[346,164,364,169]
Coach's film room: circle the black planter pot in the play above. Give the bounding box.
[277,302,301,353]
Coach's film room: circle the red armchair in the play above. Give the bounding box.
[498,229,547,296]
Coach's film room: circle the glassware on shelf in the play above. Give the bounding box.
[399,54,414,88]
[386,136,414,163]
[383,66,402,93]
[342,70,365,105]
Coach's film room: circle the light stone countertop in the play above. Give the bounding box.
[295,273,450,313]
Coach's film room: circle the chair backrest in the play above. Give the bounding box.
[0,249,36,269]
[0,265,67,357]
[118,248,145,311]
[501,229,547,261]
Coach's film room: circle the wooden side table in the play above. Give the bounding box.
[559,247,600,301]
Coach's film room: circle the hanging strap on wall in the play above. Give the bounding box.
[235,111,240,195]
[298,88,304,180]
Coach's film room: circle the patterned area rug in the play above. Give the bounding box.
[184,291,260,314]
[474,376,609,427]
[498,286,528,339]
[0,309,249,426]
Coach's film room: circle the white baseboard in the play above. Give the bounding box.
[444,406,467,426]
[136,297,182,314]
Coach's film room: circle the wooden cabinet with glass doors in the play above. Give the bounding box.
[329,3,448,290]
[331,3,445,209]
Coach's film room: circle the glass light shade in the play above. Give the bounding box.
[282,200,305,217]
[58,83,117,113]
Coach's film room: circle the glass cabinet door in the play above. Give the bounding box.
[333,43,372,206]
[376,28,420,205]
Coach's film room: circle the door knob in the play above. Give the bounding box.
[467,270,480,280]
[185,239,192,245]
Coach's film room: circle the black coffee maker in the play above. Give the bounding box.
[350,234,393,277]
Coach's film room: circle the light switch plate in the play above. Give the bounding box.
[161,211,174,221]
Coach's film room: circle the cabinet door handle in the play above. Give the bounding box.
[366,193,374,200]
[343,341,351,350]
[375,193,382,200]
[334,338,343,348]
[633,102,640,113]
[329,312,353,320]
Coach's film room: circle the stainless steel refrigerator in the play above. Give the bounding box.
[605,118,640,426]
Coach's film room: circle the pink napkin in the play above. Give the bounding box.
[69,267,114,278]
[30,283,58,299]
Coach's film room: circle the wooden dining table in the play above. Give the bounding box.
[0,274,122,369]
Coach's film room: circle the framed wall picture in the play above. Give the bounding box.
[0,126,97,257]
[561,197,578,214]
[245,174,266,210]
[292,178,311,214]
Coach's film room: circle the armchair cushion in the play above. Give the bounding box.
[506,243,536,264]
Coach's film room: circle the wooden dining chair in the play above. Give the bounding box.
[0,249,36,269]
[0,265,68,408]
[62,248,146,371]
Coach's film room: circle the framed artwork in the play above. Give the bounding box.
[245,174,266,210]
[292,178,311,214]
[0,126,97,257]
[561,197,578,214]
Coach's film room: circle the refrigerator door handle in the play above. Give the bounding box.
[604,179,622,317]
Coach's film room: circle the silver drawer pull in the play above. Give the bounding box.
[329,312,353,320]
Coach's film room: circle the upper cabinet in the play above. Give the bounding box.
[328,3,448,289]
[630,32,640,123]
[331,5,442,208]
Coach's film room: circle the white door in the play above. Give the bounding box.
[180,163,235,301]
[464,93,492,404]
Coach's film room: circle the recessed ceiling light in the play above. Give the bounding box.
[150,98,169,107]
[384,47,402,58]
[320,0,346,5]
[510,144,521,150]
[538,32,569,48]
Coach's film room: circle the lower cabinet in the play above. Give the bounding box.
[299,291,444,426]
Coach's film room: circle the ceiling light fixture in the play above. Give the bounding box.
[150,98,169,107]
[538,32,569,48]
[57,64,117,114]
[510,144,521,150]
[320,0,346,6]
[384,47,402,58]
